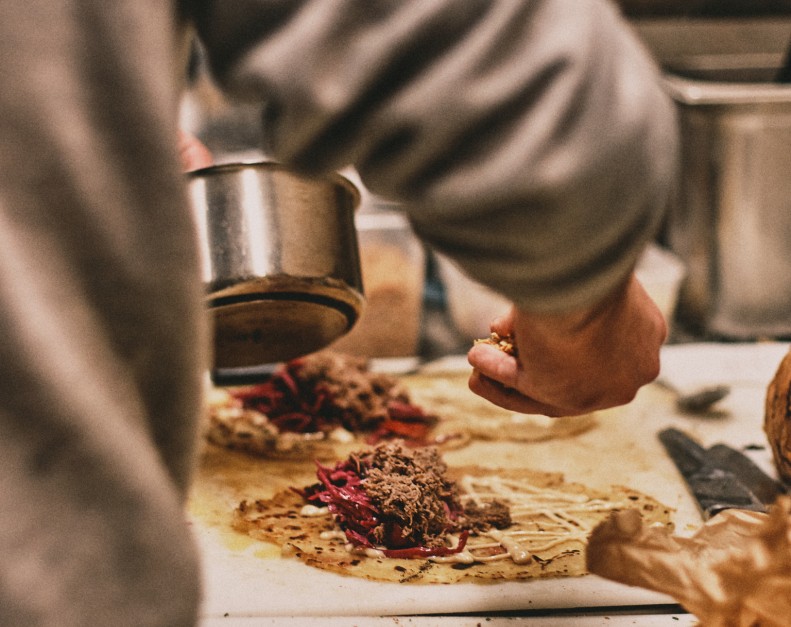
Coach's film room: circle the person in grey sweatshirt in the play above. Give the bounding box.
[0,1,676,624]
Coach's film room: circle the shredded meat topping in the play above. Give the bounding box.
[362,443,460,547]
[296,353,410,431]
[462,500,513,532]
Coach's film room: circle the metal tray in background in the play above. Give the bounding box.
[660,58,791,340]
[631,17,791,338]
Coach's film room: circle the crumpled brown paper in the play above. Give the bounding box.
[586,497,791,627]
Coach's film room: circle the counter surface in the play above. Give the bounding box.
[192,342,789,623]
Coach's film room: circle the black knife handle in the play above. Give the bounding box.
[658,428,781,519]
[688,468,767,519]
[658,428,707,476]
[706,444,786,503]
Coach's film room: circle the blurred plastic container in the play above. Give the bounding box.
[436,243,686,341]
[330,210,426,357]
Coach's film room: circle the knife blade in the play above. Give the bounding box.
[658,427,786,519]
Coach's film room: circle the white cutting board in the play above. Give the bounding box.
[191,342,789,618]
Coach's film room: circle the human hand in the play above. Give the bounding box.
[178,130,213,172]
[467,274,667,417]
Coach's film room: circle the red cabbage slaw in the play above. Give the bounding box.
[299,453,469,559]
[230,359,440,445]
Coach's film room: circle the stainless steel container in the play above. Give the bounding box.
[188,161,364,369]
[663,65,791,338]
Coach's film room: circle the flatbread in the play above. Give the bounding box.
[204,387,345,461]
[204,354,470,460]
[232,464,673,584]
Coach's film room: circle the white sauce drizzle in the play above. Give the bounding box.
[434,475,628,564]
[300,504,330,517]
[319,530,347,541]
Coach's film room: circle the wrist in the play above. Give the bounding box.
[520,275,633,338]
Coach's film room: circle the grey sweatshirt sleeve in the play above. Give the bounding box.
[190,0,678,313]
